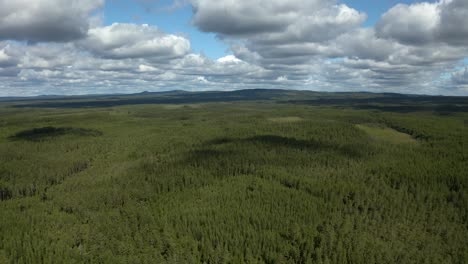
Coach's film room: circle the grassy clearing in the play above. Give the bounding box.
[268,116,303,122]
[356,123,417,144]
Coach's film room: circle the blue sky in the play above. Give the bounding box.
[0,0,467,96]
[345,0,430,25]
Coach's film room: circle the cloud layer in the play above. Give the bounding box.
[0,0,103,42]
[0,0,467,96]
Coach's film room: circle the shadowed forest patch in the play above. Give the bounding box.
[9,126,102,141]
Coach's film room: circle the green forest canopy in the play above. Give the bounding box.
[0,91,467,263]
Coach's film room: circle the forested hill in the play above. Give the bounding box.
[2,89,468,114]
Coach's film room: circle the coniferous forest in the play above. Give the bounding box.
[0,90,467,263]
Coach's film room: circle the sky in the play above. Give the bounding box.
[0,0,467,96]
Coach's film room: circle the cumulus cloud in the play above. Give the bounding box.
[376,0,468,46]
[334,28,398,61]
[191,0,365,40]
[376,2,439,45]
[437,0,468,46]
[452,67,468,85]
[217,55,242,64]
[190,0,367,84]
[0,45,17,67]
[0,0,103,42]
[80,23,191,59]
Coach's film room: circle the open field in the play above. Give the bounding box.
[0,90,467,263]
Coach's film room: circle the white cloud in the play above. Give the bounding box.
[0,48,10,62]
[0,46,17,67]
[437,0,468,46]
[276,76,288,82]
[452,67,468,85]
[376,0,468,46]
[190,0,365,39]
[217,55,242,64]
[376,2,440,45]
[80,23,191,59]
[196,76,208,83]
[138,64,159,72]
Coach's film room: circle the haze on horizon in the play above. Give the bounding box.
[0,0,467,97]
